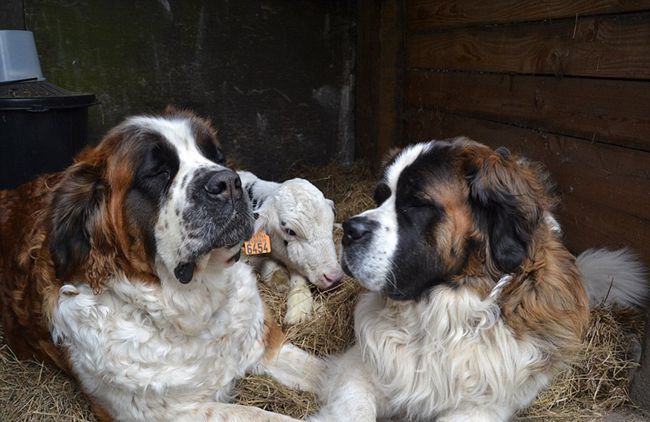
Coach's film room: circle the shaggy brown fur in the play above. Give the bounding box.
[421,139,590,362]
[385,139,589,365]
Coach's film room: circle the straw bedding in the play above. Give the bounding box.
[0,162,645,421]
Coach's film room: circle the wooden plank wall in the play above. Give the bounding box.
[357,1,650,264]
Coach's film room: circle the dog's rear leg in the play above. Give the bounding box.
[309,346,381,422]
[189,403,302,422]
[438,408,508,422]
[88,397,115,422]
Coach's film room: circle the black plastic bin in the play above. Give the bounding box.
[0,80,96,189]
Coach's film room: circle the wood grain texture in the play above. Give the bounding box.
[407,0,650,30]
[376,0,405,166]
[356,0,405,168]
[355,0,381,163]
[631,313,650,411]
[407,12,650,78]
[406,70,650,151]
[404,109,650,264]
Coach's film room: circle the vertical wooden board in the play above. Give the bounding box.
[631,316,650,412]
[376,0,405,166]
[404,110,650,264]
[355,0,381,163]
[407,0,650,30]
[405,70,650,151]
[355,0,405,168]
[407,12,650,79]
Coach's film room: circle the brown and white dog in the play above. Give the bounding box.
[0,108,322,422]
[312,139,647,422]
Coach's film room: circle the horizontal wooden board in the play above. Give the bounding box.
[408,0,650,30]
[404,109,650,264]
[559,193,649,256]
[407,12,650,78]
[406,70,650,151]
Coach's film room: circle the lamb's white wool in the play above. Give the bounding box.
[239,171,343,324]
[578,248,648,307]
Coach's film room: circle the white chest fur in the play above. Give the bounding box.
[354,288,550,420]
[50,260,266,421]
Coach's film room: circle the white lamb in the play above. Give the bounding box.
[238,171,344,324]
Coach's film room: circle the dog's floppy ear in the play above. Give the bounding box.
[49,161,113,292]
[466,148,542,274]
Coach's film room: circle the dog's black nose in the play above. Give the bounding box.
[342,216,372,246]
[205,170,242,201]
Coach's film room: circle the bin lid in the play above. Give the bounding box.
[0,80,96,111]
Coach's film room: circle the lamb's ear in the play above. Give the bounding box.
[466,150,541,274]
[49,162,111,291]
[253,210,267,233]
[252,201,278,234]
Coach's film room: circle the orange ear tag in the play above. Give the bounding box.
[242,229,272,255]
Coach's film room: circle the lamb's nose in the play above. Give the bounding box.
[205,170,242,201]
[320,269,344,289]
[323,269,344,285]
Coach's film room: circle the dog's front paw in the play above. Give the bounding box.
[284,282,313,325]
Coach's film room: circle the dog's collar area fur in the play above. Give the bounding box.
[488,274,514,301]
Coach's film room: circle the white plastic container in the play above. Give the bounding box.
[0,30,44,83]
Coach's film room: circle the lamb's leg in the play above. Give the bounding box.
[284,273,313,325]
[259,259,284,283]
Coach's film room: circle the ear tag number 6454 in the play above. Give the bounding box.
[242,230,272,255]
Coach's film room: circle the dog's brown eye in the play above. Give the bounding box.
[285,228,296,236]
